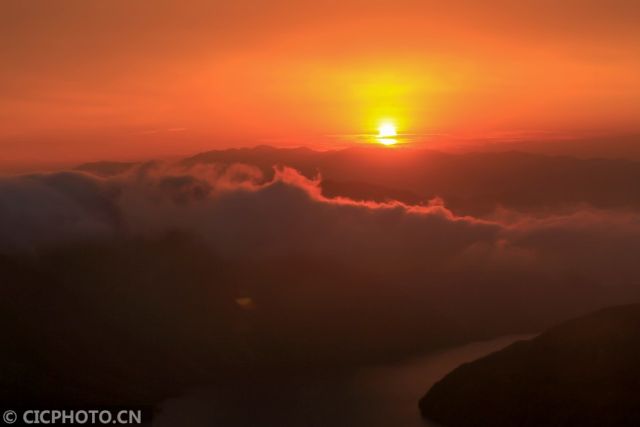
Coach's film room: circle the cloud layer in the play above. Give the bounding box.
[3,161,640,285]
[2,159,640,403]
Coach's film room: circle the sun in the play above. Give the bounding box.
[376,121,398,145]
[378,121,397,138]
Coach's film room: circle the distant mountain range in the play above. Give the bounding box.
[420,304,640,426]
[77,145,640,216]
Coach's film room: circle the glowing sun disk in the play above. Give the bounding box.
[378,122,397,138]
[376,121,398,145]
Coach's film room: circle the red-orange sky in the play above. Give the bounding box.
[1,0,640,169]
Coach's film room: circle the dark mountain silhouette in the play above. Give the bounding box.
[0,234,489,406]
[75,160,139,177]
[420,304,640,426]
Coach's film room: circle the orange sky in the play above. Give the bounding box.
[1,0,640,168]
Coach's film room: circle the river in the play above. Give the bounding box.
[154,335,531,427]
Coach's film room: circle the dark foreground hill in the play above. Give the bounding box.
[419,304,640,426]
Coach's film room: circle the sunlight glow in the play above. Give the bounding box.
[377,137,397,145]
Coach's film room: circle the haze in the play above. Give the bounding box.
[3,3,640,424]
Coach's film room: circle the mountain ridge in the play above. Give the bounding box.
[420,304,640,427]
